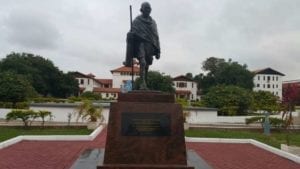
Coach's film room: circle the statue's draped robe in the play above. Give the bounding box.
[125,15,160,66]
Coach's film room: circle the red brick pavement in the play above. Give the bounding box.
[187,142,300,169]
[0,128,299,169]
[0,129,106,169]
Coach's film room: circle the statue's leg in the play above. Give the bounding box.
[145,65,149,84]
[138,43,148,90]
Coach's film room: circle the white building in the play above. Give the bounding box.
[71,72,99,94]
[72,67,199,101]
[173,75,198,101]
[111,65,140,88]
[72,72,118,99]
[253,68,285,99]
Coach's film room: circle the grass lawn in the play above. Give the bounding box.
[0,126,93,142]
[185,128,300,149]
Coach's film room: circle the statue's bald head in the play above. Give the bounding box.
[140,2,151,17]
[141,2,151,9]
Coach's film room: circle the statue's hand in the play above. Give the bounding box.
[155,53,160,59]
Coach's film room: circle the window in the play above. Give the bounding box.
[258,76,260,80]
[276,92,278,95]
[80,79,84,85]
[276,76,278,81]
[106,93,109,97]
[178,82,187,88]
[267,76,270,81]
[267,84,270,88]
[263,76,265,81]
[88,79,90,85]
[276,84,278,88]
[272,76,274,81]
[263,84,265,88]
[192,83,194,88]
[256,84,260,87]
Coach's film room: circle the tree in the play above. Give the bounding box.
[134,71,175,93]
[251,90,280,112]
[6,110,36,127]
[202,85,253,115]
[185,72,193,80]
[0,72,37,105]
[38,111,52,127]
[202,57,225,75]
[197,57,254,93]
[0,52,79,97]
[281,83,299,145]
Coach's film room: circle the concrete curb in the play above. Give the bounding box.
[0,125,104,149]
[185,137,300,164]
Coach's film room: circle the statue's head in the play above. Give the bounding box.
[140,2,151,17]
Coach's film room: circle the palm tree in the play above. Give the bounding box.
[76,100,103,122]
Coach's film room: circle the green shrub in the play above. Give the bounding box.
[0,102,13,108]
[245,116,284,128]
[15,102,30,109]
[80,91,101,100]
[191,101,204,107]
[6,109,36,127]
[176,98,189,107]
[245,116,264,125]
[68,96,82,102]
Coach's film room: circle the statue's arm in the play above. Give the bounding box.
[154,21,161,59]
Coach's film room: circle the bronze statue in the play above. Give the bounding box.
[123,2,160,90]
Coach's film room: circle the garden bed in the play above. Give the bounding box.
[0,126,92,142]
[185,128,300,149]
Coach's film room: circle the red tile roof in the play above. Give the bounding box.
[93,87,120,93]
[111,66,140,73]
[95,79,112,85]
[173,75,194,82]
[176,90,191,94]
[71,71,92,79]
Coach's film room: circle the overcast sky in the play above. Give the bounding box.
[0,0,299,80]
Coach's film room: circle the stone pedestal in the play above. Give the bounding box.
[98,91,194,169]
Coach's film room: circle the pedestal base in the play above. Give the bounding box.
[70,149,213,169]
[98,165,194,169]
[95,92,211,169]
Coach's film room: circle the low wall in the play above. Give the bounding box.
[0,103,110,124]
[1,103,299,125]
[186,108,299,124]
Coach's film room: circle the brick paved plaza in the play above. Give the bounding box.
[0,128,299,169]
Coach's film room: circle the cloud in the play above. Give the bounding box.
[0,0,299,80]
[3,8,61,49]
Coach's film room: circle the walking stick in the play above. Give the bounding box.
[129,5,134,90]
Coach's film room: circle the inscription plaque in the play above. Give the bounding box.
[121,112,171,136]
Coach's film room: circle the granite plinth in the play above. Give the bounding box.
[118,91,175,103]
[98,92,194,169]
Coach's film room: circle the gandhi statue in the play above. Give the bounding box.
[123,2,161,90]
